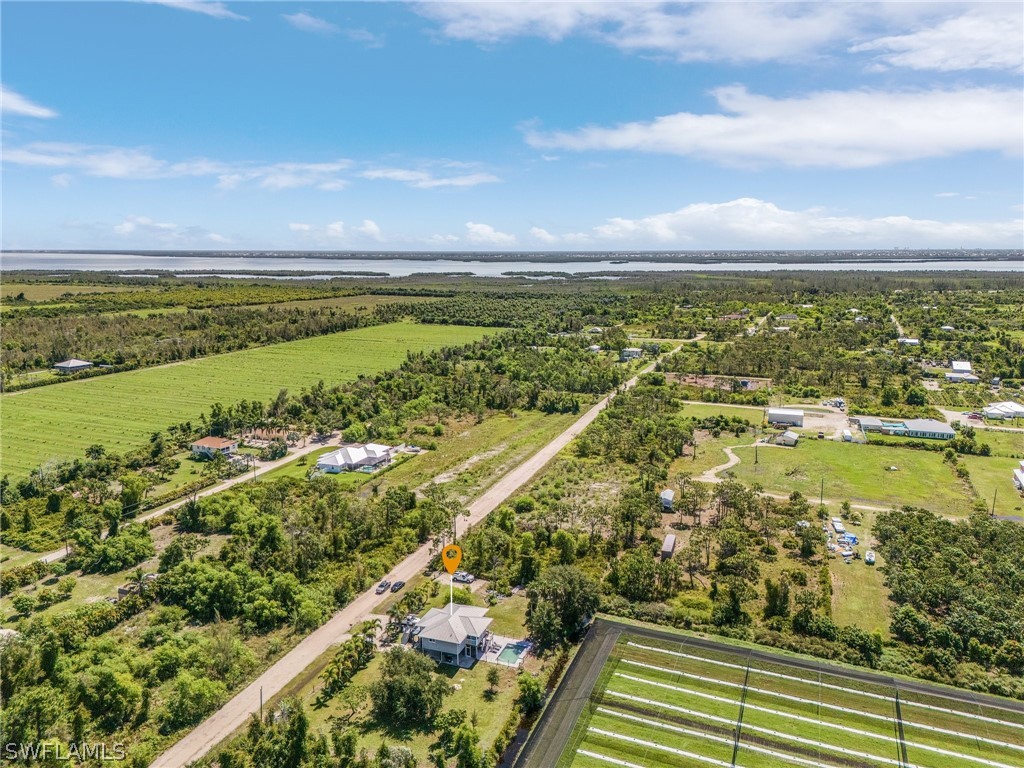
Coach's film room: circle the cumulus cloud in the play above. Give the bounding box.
[465,221,517,247]
[282,11,338,35]
[1,85,58,118]
[361,167,500,188]
[150,1,248,21]
[583,197,1023,248]
[288,222,312,232]
[353,219,383,240]
[851,6,1023,72]
[51,174,73,188]
[525,86,1022,168]
[529,227,558,243]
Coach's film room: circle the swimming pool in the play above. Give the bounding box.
[496,641,530,664]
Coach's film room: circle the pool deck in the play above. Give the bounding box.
[480,634,531,668]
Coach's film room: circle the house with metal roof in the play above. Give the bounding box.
[414,604,493,666]
[316,443,393,473]
[53,358,93,374]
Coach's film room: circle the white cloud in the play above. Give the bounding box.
[353,219,383,240]
[428,234,461,245]
[418,3,1024,71]
[529,226,558,243]
[208,233,231,244]
[586,197,1023,248]
[287,219,384,245]
[935,192,960,198]
[282,11,338,35]
[465,221,517,247]
[525,86,1022,168]
[4,143,352,190]
[850,6,1023,72]
[361,167,500,188]
[150,1,247,20]
[216,161,352,191]
[1,85,58,118]
[51,174,73,188]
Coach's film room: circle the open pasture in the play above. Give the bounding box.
[0,322,490,476]
[728,440,975,515]
[560,631,1024,768]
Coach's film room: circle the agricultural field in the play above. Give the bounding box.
[250,293,435,312]
[0,282,145,302]
[728,440,975,515]
[557,627,1024,768]
[0,322,491,477]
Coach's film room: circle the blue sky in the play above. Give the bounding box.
[2,1,1022,251]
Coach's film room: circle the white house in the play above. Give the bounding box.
[897,337,920,346]
[415,604,493,666]
[767,408,804,427]
[951,361,973,374]
[53,358,93,374]
[661,534,676,560]
[983,401,1024,420]
[945,373,980,384]
[316,443,393,473]
[190,436,239,458]
[619,347,643,362]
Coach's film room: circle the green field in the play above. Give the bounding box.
[0,323,491,477]
[729,440,975,515]
[961,454,1024,518]
[561,632,1024,768]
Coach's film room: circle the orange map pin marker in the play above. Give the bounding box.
[442,544,463,574]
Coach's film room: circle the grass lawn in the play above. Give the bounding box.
[677,403,764,421]
[321,654,524,763]
[668,431,752,476]
[974,429,1024,458]
[485,595,530,638]
[259,446,337,482]
[961,455,1024,518]
[1,322,492,477]
[148,452,207,496]
[728,440,974,515]
[828,509,891,636]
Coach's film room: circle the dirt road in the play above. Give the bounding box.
[149,351,676,768]
[38,436,341,564]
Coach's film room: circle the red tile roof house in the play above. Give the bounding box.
[190,436,239,459]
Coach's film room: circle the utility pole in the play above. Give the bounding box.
[820,477,825,508]
[991,488,997,517]
[260,686,263,722]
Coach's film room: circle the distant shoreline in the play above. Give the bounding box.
[4,248,1021,265]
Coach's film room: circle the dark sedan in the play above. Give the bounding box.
[390,580,406,593]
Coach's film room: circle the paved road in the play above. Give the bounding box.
[150,352,677,768]
[514,616,1024,766]
[38,436,342,564]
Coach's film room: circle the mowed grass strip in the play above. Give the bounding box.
[0,322,491,476]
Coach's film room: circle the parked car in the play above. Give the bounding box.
[375,580,391,594]
[390,580,406,593]
[452,571,476,584]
